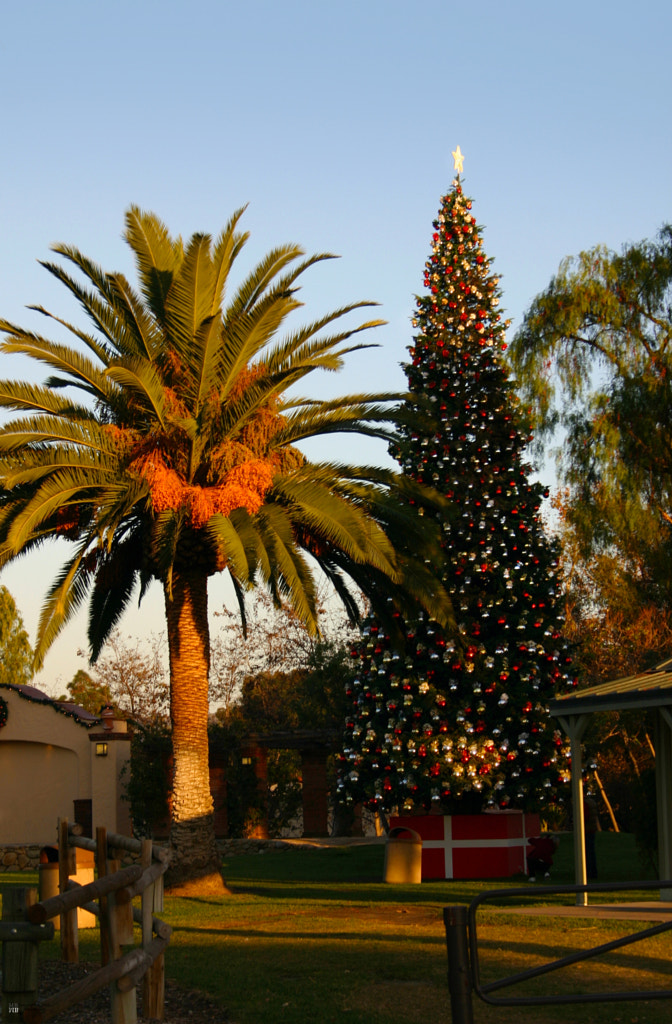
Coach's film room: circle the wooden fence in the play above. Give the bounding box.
[0,819,171,1024]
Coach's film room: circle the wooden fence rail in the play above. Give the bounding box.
[0,819,170,1024]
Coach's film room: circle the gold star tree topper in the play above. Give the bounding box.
[452,145,464,173]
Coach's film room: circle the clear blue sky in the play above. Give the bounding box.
[1,0,670,690]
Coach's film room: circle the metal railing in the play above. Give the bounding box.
[444,879,672,1024]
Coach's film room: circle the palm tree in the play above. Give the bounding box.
[0,207,452,886]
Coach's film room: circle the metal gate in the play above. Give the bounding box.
[444,879,672,1023]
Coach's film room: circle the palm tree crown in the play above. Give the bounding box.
[0,207,452,883]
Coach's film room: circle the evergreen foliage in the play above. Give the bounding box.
[339,176,574,815]
[0,585,33,687]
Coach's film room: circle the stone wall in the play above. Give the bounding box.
[1,837,350,872]
[0,844,42,871]
[217,838,317,856]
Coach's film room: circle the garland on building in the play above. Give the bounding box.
[0,683,99,728]
[338,152,574,816]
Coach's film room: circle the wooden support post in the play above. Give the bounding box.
[655,709,672,900]
[558,714,590,906]
[153,870,164,913]
[96,826,111,967]
[108,860,134,947]
[58,818,78,962]
[443,905,474,1024]
[107,857,137,1024]
[141,839,165,1019]
[1,886,39,1021]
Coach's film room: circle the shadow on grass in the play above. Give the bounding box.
[476,934,672,979]
[174,923,447,945]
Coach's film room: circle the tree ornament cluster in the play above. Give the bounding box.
[338,176,575,815]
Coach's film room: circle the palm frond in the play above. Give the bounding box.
[124,206,183,322]
[88,531,143,661]
[210,206,249,315]
[104,359,167,427]
[0,380,95,418]
[226,253,347,371]
[0,330,115,402]
[271,475,395,567]
[262,306,385,376]
[164,233,215,363]
[3,472,104,552]
[219,292,304,392]
[205,514,251,583]
[33,544,93,669]
[317,559,363,625]
[148,509,183,586]
[107,273,163,361]
[28,305,114,366]
[229,573,249,637]
[0,414,113,454]
[0,448,117,488]
[39,253,153,362]
[223,244,307,323]
[275,398,401,445]
[254,503,319,632]
[190,316,223,418]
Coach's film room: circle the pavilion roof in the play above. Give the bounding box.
[550,657,672,716]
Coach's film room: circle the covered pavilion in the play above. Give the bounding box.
[550,657,672,905]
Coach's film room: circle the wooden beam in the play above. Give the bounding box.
[69,831,170,863]
[28,864,142,925]
[0,922,54,943]
[22,945,149,1024]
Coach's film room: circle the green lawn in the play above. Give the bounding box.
[2,832,670,1024]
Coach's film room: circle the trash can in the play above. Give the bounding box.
[383,826,422,883]
[38,858,60,928]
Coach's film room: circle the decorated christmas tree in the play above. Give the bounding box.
[339,149,574,817]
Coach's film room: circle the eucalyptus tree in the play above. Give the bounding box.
[0,207,452,886]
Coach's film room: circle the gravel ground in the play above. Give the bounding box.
[30,959,232,1023]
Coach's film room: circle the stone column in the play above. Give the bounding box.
[301,748,329,836]
[241,742,269,839]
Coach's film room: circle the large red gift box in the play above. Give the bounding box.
[389,812,540,880]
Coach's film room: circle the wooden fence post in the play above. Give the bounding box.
[141,839,165,1019]
[443,906,474,1024]
[107,856,137,1024]
[58,818,78,963]
[1,886,39,1020]
[96,826,111,967]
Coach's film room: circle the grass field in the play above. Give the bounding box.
[2,831,671,1023]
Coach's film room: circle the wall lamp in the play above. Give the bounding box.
[95,741,108,758]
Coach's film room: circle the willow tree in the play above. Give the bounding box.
[509,225,672,603]
[0,207,451,887]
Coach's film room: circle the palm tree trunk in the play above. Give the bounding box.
[164,570,227,891]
